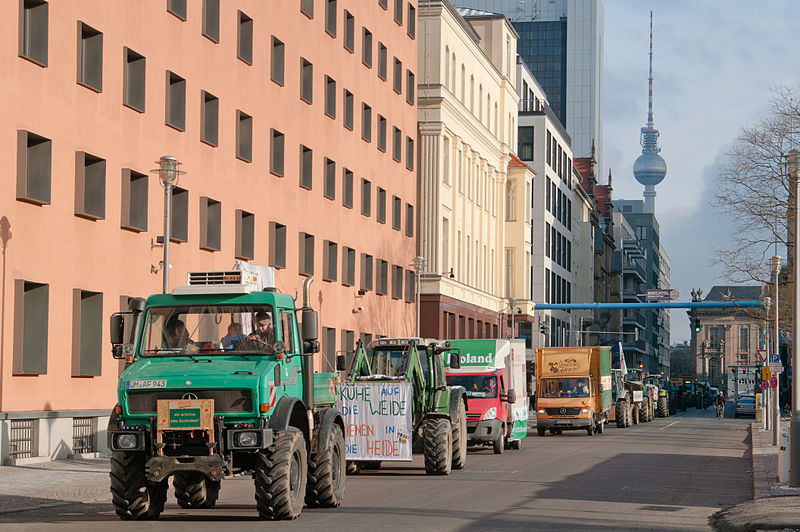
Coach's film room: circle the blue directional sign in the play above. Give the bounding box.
[769,353,780,364]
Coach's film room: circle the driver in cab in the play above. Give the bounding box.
[241,311,275,352]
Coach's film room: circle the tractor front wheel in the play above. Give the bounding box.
[423,418,453,475]
[616,400,627,428]
[254,427,307,520]
[632,405,640,425]
[306,423,346,508]
[110,451,167,521]
[451,400,467,470]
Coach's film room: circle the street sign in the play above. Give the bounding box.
[762,367,771,381]
[770,376,778,389]
[757,349,767,362]
[760,381,769,391]
[769,363,783,373]
[646,289,679,301]
[769,353,780,364]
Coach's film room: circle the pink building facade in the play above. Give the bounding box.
[1,0,417,463]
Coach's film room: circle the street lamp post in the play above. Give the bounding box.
[789,148,800,486]
[413,256,426,338]
[772,256,781,448]
[151,156,185,294]
[507,297,517,339]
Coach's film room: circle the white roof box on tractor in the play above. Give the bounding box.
[172,261,276,295]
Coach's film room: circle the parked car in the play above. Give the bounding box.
[735,394,756,418]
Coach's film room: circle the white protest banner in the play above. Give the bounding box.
[336,381,412,461]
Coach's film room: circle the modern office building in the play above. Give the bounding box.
[456,0,604,169]
[416,2,522,340]
[1,0,418,463]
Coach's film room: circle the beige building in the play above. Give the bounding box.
[571,168,595,345]
[417,2,521,339]
[1,0,417,463]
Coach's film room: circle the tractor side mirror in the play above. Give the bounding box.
[302,308,318,342]
[449,352,461,369]
[110,313,125,345]
[336,354,347,371]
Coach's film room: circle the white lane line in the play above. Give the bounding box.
[659,420,680,430]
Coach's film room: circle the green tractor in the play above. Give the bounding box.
[342,338,468,475]
[643,374,670,417]
[106,268,345,521]
[627,368,656,422]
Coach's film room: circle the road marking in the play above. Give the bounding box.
[659,421,680,430]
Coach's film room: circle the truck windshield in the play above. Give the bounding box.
[367,348,408,377]
[539,378,590,398]
[446,374,498,398]
[141,304,277,357]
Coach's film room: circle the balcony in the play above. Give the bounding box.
[622,310,646,329]
[623,238,646,259]
[622,260,646,283]
[623,338,648,354]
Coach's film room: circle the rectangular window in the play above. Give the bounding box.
[299,232,315,276]
[301,0,314,18]
[406,70,415,104]
[361,253,373,291]
[20,0,49,66]
[442,217,449,272]
[392,196,401,230]
[325,0,337,36]
[405,270,415,302]
[200,91,219,146]
[199,196,222,251]
[166,71,186,130]
[392,265,403,299]
[740,327,749,351]
[120,168,148,232]
[342,168,353,207]
[171,186,188,242]
[378,115,387,152]
[325,75,336,118]
[237,11,253,64]
[323,240,338,281]
[518,126,533,161]
[167,0,186,19]
[505,179,516,221]
[72,289,102,377]
[546,130,552,167]
[344,10,355,52]
[405,203,414,237]
[342,247,356,286]
[271,129,285,176]
[394,0,403,24]
[269,221,287,268]
[324,157,336,199]
[377,187,386,223]
[322,327,336,372]
[392,127,401,161]
[341,329,355,369]
[16,130,51,205]
[379,0,388,8]
[74,151,106,220]
[393,58,402,93]
[77,22,102,92]
[362,28,372,67]
[300,58,313,103]
[362,103,372,141]
[271,37,284,84]
[377,260,388,295]
[202,0,220,42]
[299,145,313,189]
[235,209,255,260]
[123,47,145,112]
[505,248,515,297]
[13,280,49,375]
[236,110,253,162]
[361,179,371,216]
[406,136,414,170]
[343,89,354,129]
[545,268,550,303]
[378,42,387,80]
[545,222,550,258]
[407,4,416,38]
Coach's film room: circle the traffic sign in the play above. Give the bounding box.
[761,381,769,391]
[762,367,771,381]
[646,289,679,301]
[770,376,778,389]
[769,363,783,373]
[769,353,780,364]
[757,349,767,362]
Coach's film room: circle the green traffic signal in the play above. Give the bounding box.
[694,318,701,332]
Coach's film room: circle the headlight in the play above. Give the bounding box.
[116,434,137,449]
[237,431,259,447]
[580,408,590,414]
[537,409,545,414]
[482,407,497,421]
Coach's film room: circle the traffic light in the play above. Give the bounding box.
[694,318,701,333]
[539,322,549,335]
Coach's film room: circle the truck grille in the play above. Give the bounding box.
[127,389,253,414]
[466,413,482,422]
[545,407,581,416]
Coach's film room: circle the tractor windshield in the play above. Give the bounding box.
[367,348,408,377]
[141,304,278,357]
[539,378,590,398]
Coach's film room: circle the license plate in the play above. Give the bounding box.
[554,420,571,425]
[127,379,167,390]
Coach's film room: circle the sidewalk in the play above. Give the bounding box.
[711,419,800,531]
[0,457,110,515]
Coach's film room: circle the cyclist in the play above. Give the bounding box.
[715,392,726,420]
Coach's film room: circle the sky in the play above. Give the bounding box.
[601,0,800,343]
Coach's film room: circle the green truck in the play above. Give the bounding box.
[106,267,345,521]
[342,338,468,475]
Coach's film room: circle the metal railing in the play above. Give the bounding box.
[9,419,37,459]
[72,417,97,454]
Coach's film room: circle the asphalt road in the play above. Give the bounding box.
[0,406,752,531]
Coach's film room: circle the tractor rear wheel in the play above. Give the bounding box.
[658,396,669,417]
[616,400,627,428]
[110,451,167,520]
[632,404,640,425]
[173,472,220,509]
[451,400,467,470]
[423,418,452,475]
[642,397,651,423]
[306,423,346,508]
[254,427,307,520]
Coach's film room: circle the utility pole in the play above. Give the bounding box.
[772,256,781,448]
[789,148,800,487]
[151,156,184,294]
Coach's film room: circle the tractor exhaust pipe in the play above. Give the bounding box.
[301,277,318,427]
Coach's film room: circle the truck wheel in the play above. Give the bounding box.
[659,396,669,417]
[616,400,627,428]
[537,427,546,437]
[451,400,467,470]
[173,472,220,509]
[632,405,640,425]
[492,432,504,454]
[110,451,167,520]
[586,422,594,436]
[597,417,604,434]
[424,418,453,475]
[254,427,307,520]
[306,423,346,508]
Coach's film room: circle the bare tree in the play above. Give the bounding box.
[712,86,800,284]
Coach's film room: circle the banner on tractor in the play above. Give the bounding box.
[336,381,413,461]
